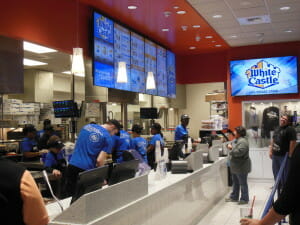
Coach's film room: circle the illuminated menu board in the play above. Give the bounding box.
[156,46,167,97]
[114,24,131,91]
[167,50,176,98]
[145,39,157,95]
[130,32,145,93]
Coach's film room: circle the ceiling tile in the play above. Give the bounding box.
[193,1,229,14]
[217,27,244,35]
[233,7,268,18]
[225,0,265,10]
[209,20,240,29]
[265,0,299,5]
[272,20,300,30]
[241,23,273,32]
[188,0,219,4]
[268,2,300,14]
[227,38,261,46]
[270,12,300,23]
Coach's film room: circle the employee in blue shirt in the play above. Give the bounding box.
[37,119,51,139]
[65,120,121,196]
[131,124,148,163]
[113,125,131,163]
[21,125,48,162]
[147,123,164,169]
[175,114,190,143]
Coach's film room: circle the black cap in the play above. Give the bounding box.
[151,123,161,131]
[132,124,143,134]
[107,119,122,132]
[48,140,64,149]
[23,124,37,135]
[181,114,190,120]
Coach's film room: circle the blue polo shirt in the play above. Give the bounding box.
[114,130,131,163]
[175,125,188,141]
[70,124,113,170]
[131,137,148,163]
[44,150,65,168]
[149,134,164,147]
[21,137,38,153]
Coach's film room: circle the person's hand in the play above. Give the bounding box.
[39,149,48,155]
[227,144,233,150]
[269,150,273,159]
[240,218,261,225]
[52,169,62,177]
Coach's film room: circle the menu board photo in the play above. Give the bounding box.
[130,32,145,93]
[93,12,114,88]
[167,50,176,98]
[145,39,157,95]
[114,24,131,91]
[156,46,167,97]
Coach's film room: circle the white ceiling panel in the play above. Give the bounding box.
[233,7,268,18]
[225,0,265,10]
[241,23,273,32]
[188,0,300,47]
[193,1,229,13]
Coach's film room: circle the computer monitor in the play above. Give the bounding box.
[108,159,139,186]
[71,165,109,204]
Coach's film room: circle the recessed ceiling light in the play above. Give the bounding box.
[23,41,57,54]
[205,36,213,39]
[241,1,251,6]
[212,14,222,19]
[128,5,137,10]
[162,28,169,32]
[230,35,238,38]
[189,46,196,50]
[181,25,188,31]
[215,45,222,47]
[112,103,117,106]
[62,71,72,75]
[195,36,201,42]
[23,58,47,66]
[285,29,293,33]
[280,6,290,11]
[177,10,186,15]
[173,6,179,9]
[212,40,216,43]
[192,25,201,28]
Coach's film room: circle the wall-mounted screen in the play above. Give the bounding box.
[114,24,131,91]
[230,56,298,96]
[157,46,168,97]
[92,11,176,98]
[145,39,157,95]
[140,107,158,119]
[53,100,79,118]
[130,32,145,93]
[167,51,176,98]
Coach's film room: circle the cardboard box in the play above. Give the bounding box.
[205,93,226,102]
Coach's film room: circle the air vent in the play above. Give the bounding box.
[237,15,271,25]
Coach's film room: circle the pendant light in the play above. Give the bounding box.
[116,61,128,83]
[146,71,156,90]
[71,0,85,77]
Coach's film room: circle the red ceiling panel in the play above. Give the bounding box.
[81,0,229,54]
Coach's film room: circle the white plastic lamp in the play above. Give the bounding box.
[146,71,156,90]
[116,61,128,83]
[71,47,85,77]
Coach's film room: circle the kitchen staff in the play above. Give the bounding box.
[21,125,48,162]
[175,114,190,142]
[65,120,121,196]
[113,125,131,163]
[147,123,164,169]
[131,124,148,163]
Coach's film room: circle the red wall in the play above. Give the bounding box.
[0,0,92,56]
[176,51,228,84]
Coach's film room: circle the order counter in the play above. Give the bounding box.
[48,157,228,225]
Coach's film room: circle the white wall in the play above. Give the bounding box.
[179,82,225,138]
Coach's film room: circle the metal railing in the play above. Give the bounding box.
[261,152,289,224]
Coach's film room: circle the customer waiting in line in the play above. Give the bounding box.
[240,143,300,225]
[131,124,148,163]
[147,123,164,169]
[225,126,251,205]
[269,115,296,182]
[0,157,49,225]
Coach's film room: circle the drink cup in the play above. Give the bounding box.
[240,207,253,219]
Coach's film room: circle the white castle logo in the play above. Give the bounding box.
[246,60,281,89]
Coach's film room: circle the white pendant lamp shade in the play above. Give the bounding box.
[116,61,128,83]
[146,71,156,90]
[71,47,85,77]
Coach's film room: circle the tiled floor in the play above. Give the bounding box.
[196,179,277,225]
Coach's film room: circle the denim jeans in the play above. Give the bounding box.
[272,155,289,181]
[230,173,249,202]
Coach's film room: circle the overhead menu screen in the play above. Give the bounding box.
[130,32,145,93]
[157,46,167,97]
[145,39,157,95]
[114,24,131,91]
[167,50,176,98]
[93,12,114,88]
